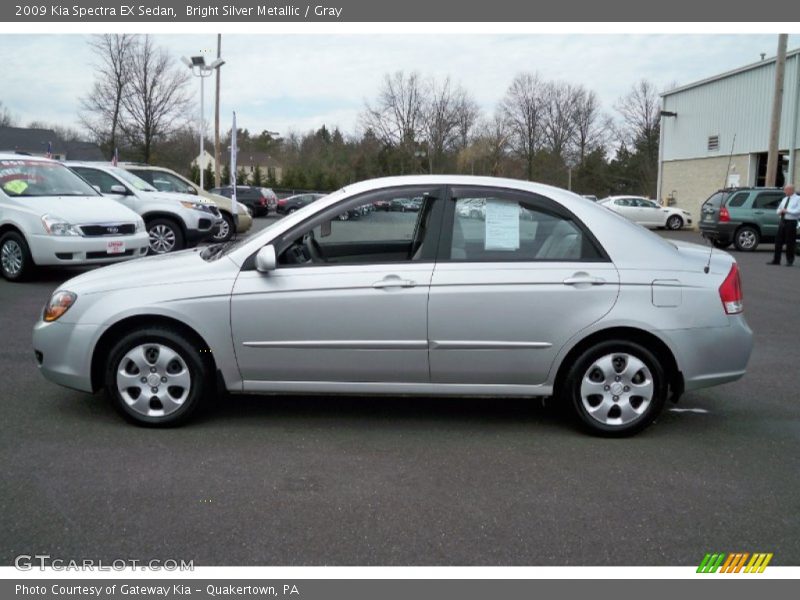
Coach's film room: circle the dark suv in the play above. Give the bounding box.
[699,187,799,251]
[210,186,277,217]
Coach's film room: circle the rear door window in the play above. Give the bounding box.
[754,192,783,209]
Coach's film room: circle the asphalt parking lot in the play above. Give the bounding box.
[1,220,798,566]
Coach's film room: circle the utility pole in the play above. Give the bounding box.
[214,33,222,188]
[766,33,788,188]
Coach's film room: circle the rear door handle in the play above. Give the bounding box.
[563,275,606,286]
[373,276,416,289]
[753,210,764,215]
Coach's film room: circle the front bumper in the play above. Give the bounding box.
[32,320,100,393]
[236,210,253,233]
[27,233,149,266]
[663,315,754,392]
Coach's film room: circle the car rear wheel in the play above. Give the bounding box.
[733,226,760,252]
[212,212,234,242]
[666,215,683,230]
[147,218,185,254]
[0,231,35,282]
[712,239,732,249]
[105,327,211,427]
[564,340,667,437]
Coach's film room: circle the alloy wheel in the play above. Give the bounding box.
[149,224,177,253]
[212,217,230,241]
[737,229,757,250]
[1,240,23,277]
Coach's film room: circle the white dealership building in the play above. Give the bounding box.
[658,48,800,224]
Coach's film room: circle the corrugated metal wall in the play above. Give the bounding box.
[662,53,800,161]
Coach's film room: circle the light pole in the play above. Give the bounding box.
[181,54,225,190]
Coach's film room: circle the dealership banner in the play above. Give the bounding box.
[2,0,798,22]
[3,579,799,599]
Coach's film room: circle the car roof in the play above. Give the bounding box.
[0,153,58,162]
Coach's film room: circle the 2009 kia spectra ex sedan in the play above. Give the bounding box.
[32,176,754,436]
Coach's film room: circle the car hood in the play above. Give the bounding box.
[142,191,216,205]
[18,195,142,224]
[60,248,235,296]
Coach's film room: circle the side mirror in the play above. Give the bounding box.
[186,187,198,195]
[255,245,277,273]
[110,184,128,195]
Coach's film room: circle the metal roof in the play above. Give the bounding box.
[662,47,800,97]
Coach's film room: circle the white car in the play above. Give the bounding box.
[600,196,692,230]
[0,154,148,281]
[65,162,223,254]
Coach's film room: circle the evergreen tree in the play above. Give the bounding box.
[203,162,214,190]
[251,164,264,187]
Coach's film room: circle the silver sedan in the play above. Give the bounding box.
[32,176,753,436]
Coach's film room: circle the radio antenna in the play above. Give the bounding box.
[704,133,737,274]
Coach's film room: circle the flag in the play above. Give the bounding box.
[111,147,119,167]
[45,141,52,159]
[230,111,238,218]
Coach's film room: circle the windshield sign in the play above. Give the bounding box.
[0,160,99,198]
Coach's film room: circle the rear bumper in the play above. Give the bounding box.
[699,222,739,244]
[662,315,754,392]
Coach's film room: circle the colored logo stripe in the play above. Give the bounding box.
[697,552,773,573]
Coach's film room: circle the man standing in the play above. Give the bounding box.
[768,184,800,266]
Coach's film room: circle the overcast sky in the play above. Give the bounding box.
[1,34,798,139]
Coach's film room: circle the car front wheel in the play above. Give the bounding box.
[0,231,35,282]
[105,327,211,427]
[147,218,185,254]
[212,213,234,242]
[564,340,667,437]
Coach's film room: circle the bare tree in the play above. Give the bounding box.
[500,72,545,180]
[361,71,426,172]
[572,87,607,165]
[542,81,580,159]
[79,34,137,152]
[614,79,661,196]
[459,113,509,176]
[119,36,191,162]
[421,77,473,173]
[454,93,480,153]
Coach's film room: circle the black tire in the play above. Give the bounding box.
[0,231,35,282]
[666,215,683,230]
[563,340,667,437]
[212,212,234,242]
[733,225,760,252]
[712,239,732,249]
[147,218,185,254]
[104,327,212,427]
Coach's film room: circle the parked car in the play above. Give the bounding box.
[0,155,148,281]
[276,193,325,215]
[66,162,222,254]
[582,195,599,202]
[33,175,752,436]
[120,163,253,243]
[600,196,692,230]
[211,186,277,217]
[698,187,800,252]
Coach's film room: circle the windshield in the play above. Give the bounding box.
[109,167,158,192]
[0,159,99,197]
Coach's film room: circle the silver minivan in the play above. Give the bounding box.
[32,176,753,436]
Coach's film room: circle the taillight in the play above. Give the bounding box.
[259,196,267,206]
[719,206,730,222]
[277,198,286,206]
[719,263,743,314]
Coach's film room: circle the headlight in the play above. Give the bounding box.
[239,204,251,216]
[41,214,81,236]
[134,219,145,233]
[180,200,212,213]
[43,290,77,322]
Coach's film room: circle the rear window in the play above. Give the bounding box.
[703,191,729,209]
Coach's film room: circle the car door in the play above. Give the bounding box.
[752,191,783,239]
[613,198,635,220]
[230,185,444,385]
[428,186,619,386]
[637,199,665,227]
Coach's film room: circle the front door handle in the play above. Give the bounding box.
[563,275,606,286]
[373,276,416,289]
